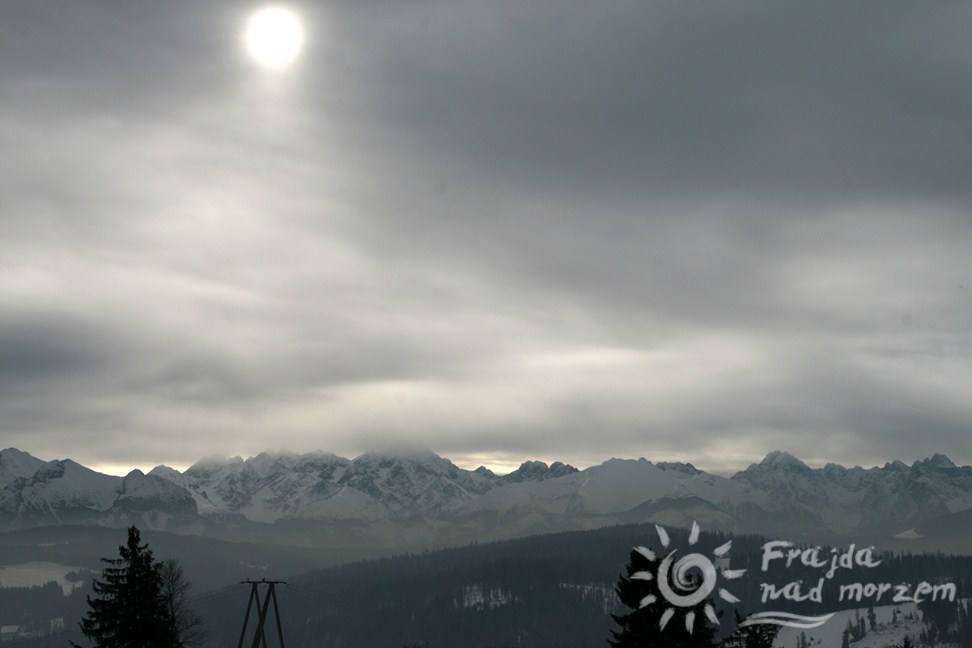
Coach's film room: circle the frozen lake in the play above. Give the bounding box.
[0,561,86,595]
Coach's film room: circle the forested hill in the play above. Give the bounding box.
[193,522,972,648]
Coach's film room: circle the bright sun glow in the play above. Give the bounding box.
[244,7,304,69]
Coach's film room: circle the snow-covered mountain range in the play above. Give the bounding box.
[1,447,969,553]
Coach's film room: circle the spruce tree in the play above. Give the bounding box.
[76,526,180,648]
[610,547,718,648]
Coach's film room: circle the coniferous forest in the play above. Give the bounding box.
[2,522,970,647]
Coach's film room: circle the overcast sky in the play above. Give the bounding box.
[2,0,971,476]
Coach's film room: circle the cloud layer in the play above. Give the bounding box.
[2,0,971,473]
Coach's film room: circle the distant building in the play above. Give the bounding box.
[1,625,22,642]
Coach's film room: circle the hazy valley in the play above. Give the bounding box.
[2,448,970,646]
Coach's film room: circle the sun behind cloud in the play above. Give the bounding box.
[244,6,304,69]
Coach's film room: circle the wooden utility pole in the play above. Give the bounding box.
[237,579,286,648]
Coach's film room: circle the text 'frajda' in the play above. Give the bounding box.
[757,541,956,605]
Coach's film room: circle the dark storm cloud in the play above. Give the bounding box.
[305,0,972,335]
[334,0,972,205]
[0,312,117,383]
[1,0,970,472]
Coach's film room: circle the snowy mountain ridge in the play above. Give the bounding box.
[1,447,969,553]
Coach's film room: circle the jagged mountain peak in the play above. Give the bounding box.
[148,464,182,479]
[300,449,348,463]
[249,450,291,470]
[3,447,970,554]
[350,449,456,476]
[33,458,99,482]
[548,461,575,474]
[0,447,39,462]
[655,461,701,476]
[362,449,487,481]
[186,454,245,475]
[517,459,549,470]
[755,450,810,471]
[600,457,649,468]
[913,453,956,470]
[356,445,443,464]
[502,460,578,483]
[0,447,45,482]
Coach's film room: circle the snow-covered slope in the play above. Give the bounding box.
[731,450,972,536]
[772,602,925,648]
[152,451,353,522]
[448,451,972,545]
[1,447,969,553]
[146,449,581,527]
[447,458,700,538]
[449,456,784,538]
[9,458,118,519]
[0,447,45,483]
[115,469,197,513]
[0,448,197,531]
[452,458,689,520]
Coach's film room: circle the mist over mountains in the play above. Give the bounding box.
[1,447,970,554]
